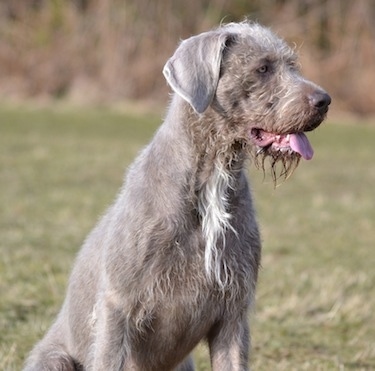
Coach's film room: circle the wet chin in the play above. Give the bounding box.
[252,147,301,184]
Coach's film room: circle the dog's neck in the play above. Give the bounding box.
[164,96,245,287]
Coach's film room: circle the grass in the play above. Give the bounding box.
[1,104,374,370]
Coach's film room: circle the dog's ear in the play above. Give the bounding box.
[163,31,234,114]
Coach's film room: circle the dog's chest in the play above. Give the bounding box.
[131,254,251,332]
[128,275,247,357]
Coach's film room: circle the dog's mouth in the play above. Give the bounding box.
[250,128,314,160]
[249,128,316,184]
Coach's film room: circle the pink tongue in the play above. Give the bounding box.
[289,133,314,160]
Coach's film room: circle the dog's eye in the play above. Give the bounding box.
[257,65,268,74]
[289,61,300,72]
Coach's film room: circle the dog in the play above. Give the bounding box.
[24,21,330,371]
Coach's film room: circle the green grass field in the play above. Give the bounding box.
[1,105,374,370]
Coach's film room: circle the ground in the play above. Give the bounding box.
[0,104,374,370]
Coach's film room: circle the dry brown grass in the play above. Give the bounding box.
[0,1,374,114]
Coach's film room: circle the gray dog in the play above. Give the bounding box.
[24,22,330,371]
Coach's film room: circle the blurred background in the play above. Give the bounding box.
[0,0,374,115]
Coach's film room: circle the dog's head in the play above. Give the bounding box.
[163,22,331,180]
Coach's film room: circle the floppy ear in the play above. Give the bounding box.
[163,31,232,114]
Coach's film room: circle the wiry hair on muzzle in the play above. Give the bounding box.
[252,146,301,186]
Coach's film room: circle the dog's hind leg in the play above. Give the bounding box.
[23,340,78,371]
[174,355,195,371]
[23,316,80,371]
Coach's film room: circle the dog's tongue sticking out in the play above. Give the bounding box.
[289,133,314,160]
[250,128,315,160]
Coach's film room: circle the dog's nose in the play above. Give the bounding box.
[309,91,331,113]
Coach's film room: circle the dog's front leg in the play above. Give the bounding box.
[208,317,250,371]
[90,297,133,371]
